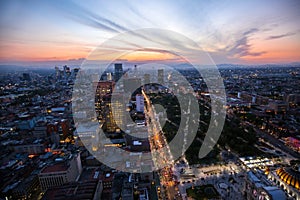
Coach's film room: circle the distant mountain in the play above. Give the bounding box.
[0,65,27,72]
[216,63,300,70]
[0,65,54,73]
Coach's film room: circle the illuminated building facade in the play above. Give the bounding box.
[95,80,125,133]
[245,171,286,200]
[104,93,125,133]
[267,167,300,199]
[95,81,115,117]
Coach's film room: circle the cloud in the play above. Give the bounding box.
[68,58,86,61]
[115,59,128,62]
[243,28,259,36]
[224,28,266,58]
[50,1,128,33]
[266,32,296,40]
[50,1,169,49]
[128,4,155,26]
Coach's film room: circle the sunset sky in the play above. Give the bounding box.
[0,0,299,65]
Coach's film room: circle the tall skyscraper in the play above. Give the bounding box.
[109,93,125,132]
[136,94,144,113]
[102,93,125,133]
[158,69,164,85]
[143,73,150,84]
[95,81,115,99]
[95,81,115,116]
[143,73,150,92]
[63,65,71,77]
[114,63,123,82]
[92,74,100,90]
[94,81,124,133]
[55,66,61,79]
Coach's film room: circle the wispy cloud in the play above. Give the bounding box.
[225,28,266,58]
[128,4,155,26]
[50,1,128,33]
[1,0,300,64]
[50,1,173,50]
[243,28,259,36]
[266,32,296,40]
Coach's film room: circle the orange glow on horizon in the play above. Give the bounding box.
[0,39,299,64]
[0,42,90,62]
[242,50,300,63]
[86,49,186,63]
[241,34,300,63]
[118,51,180,62]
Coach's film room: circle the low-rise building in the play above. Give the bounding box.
[13,143,45,154]
[38,153,82,191]
[41,180,102,200]
[245,171,286,200]
[268,167,300,199]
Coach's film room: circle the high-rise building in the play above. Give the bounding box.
[109,93,125,132]
[158,69,164,85]
[95,81,115,98]
[95,81,115,115]
[102,93,125,133]
[63,65,71,77]
[23,73,31,81]
[92,74,100,90]
[107,72,113,81]
[123,77,142,94]
[73,68,79,77]
[55,66,60,79]
[143,74,150,92]
[114,63,123,82]
[136,94,144,113]
[144,73,150,84]
[103,96,124,133]
[94,81,125,133]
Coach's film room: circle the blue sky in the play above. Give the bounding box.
[0,0,300,65]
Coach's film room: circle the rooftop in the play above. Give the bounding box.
[41,162,69,173]
[42,181,101,200]
[263,186,286,200]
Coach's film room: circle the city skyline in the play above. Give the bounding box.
[0,0,300,66]
[1,64,300,200]
[1,1,300,200]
